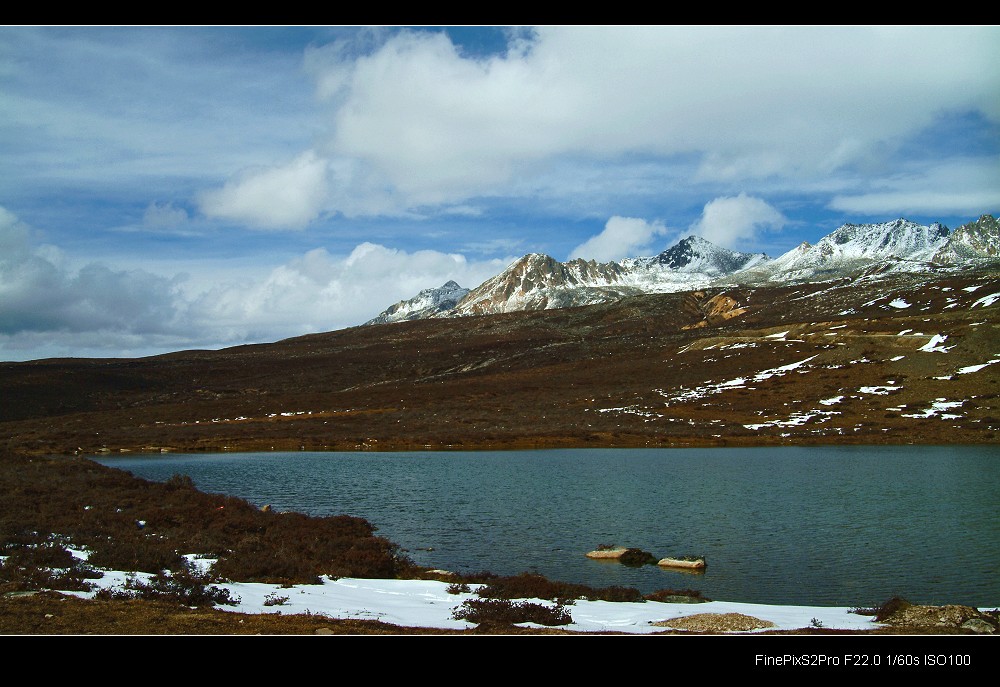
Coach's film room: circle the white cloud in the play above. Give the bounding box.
[689,194,787,249]
[0,28,319,196]
[830,191,1000,216]
[569,216,671,261]
[198,151,331,229]
[175,242,509,350]
[0,205,508,360]
[828,158,1000,216]
[0,206,186,340]
[299,26,1000,214]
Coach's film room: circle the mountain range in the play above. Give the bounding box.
[369,214,1000,324]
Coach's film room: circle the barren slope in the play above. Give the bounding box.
[2,270,998,455]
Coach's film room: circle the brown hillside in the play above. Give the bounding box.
[2,270,998,455]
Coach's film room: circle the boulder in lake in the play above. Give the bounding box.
[658,556,706,570]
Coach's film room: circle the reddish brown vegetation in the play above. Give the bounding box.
[1,272,997,456]
[0,449,414,591]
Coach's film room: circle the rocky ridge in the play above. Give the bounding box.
[369,215,1000,323]
[366,280,469,325]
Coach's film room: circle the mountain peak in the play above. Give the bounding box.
[365,213,999,325]
[652,235,770,274]
[933,213,1000,264]
[365,280,469,325]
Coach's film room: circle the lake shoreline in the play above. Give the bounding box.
[2,448,997,636]
[55,433,993,460]
[94,445,1000,609]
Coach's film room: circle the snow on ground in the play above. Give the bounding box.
[63,569,883,634]
[972,292,999,308]
[957,359,1000,374]
[901,398,966,419]
[919,334,953,353]
[743,408,840,430]
[655,356,817,407]
[858,385,902,395]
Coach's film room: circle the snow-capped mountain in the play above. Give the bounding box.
[367,238,771,321]
[366,280,470,325]
[733,218,951,283]
[447,238,774,317]
[446,254,639,317]
[734,216,1000,284]
[933,214,1000,264]
[626,235,770,274]
[366,215,1000,325]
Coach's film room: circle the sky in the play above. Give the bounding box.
[2,25,999,361]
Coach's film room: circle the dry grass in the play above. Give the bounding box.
[652,612,777,632]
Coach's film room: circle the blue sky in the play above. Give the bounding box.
[2,26,998,360]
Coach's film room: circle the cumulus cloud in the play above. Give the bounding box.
[569,216,671,261]
[296,26,1000,215]
[689,194,787,249]
[199,151,331,229]
[0,205,508,360]
[187,243,507,335]
[0,207,186,340]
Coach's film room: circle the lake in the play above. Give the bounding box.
[96,445,1000,607]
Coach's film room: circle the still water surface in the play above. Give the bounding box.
[97,445,999,607]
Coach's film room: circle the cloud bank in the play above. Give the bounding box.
[223,25,998,224]
[0,207,508,361]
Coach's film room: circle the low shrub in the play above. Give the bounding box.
[164,473,196,490]
[644,588,710,603]
[617,548,657,567]
[3,541,77,569]
[473,572,643,603]
[452,598,572,626]
[0,538,104,592]
[594,585,647,603]
[0,554,101,593]
[263,591,289,606]
[94,568,240,607]
[0,451,412,587]
[85,536,186,575]
[446,582,472,595]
